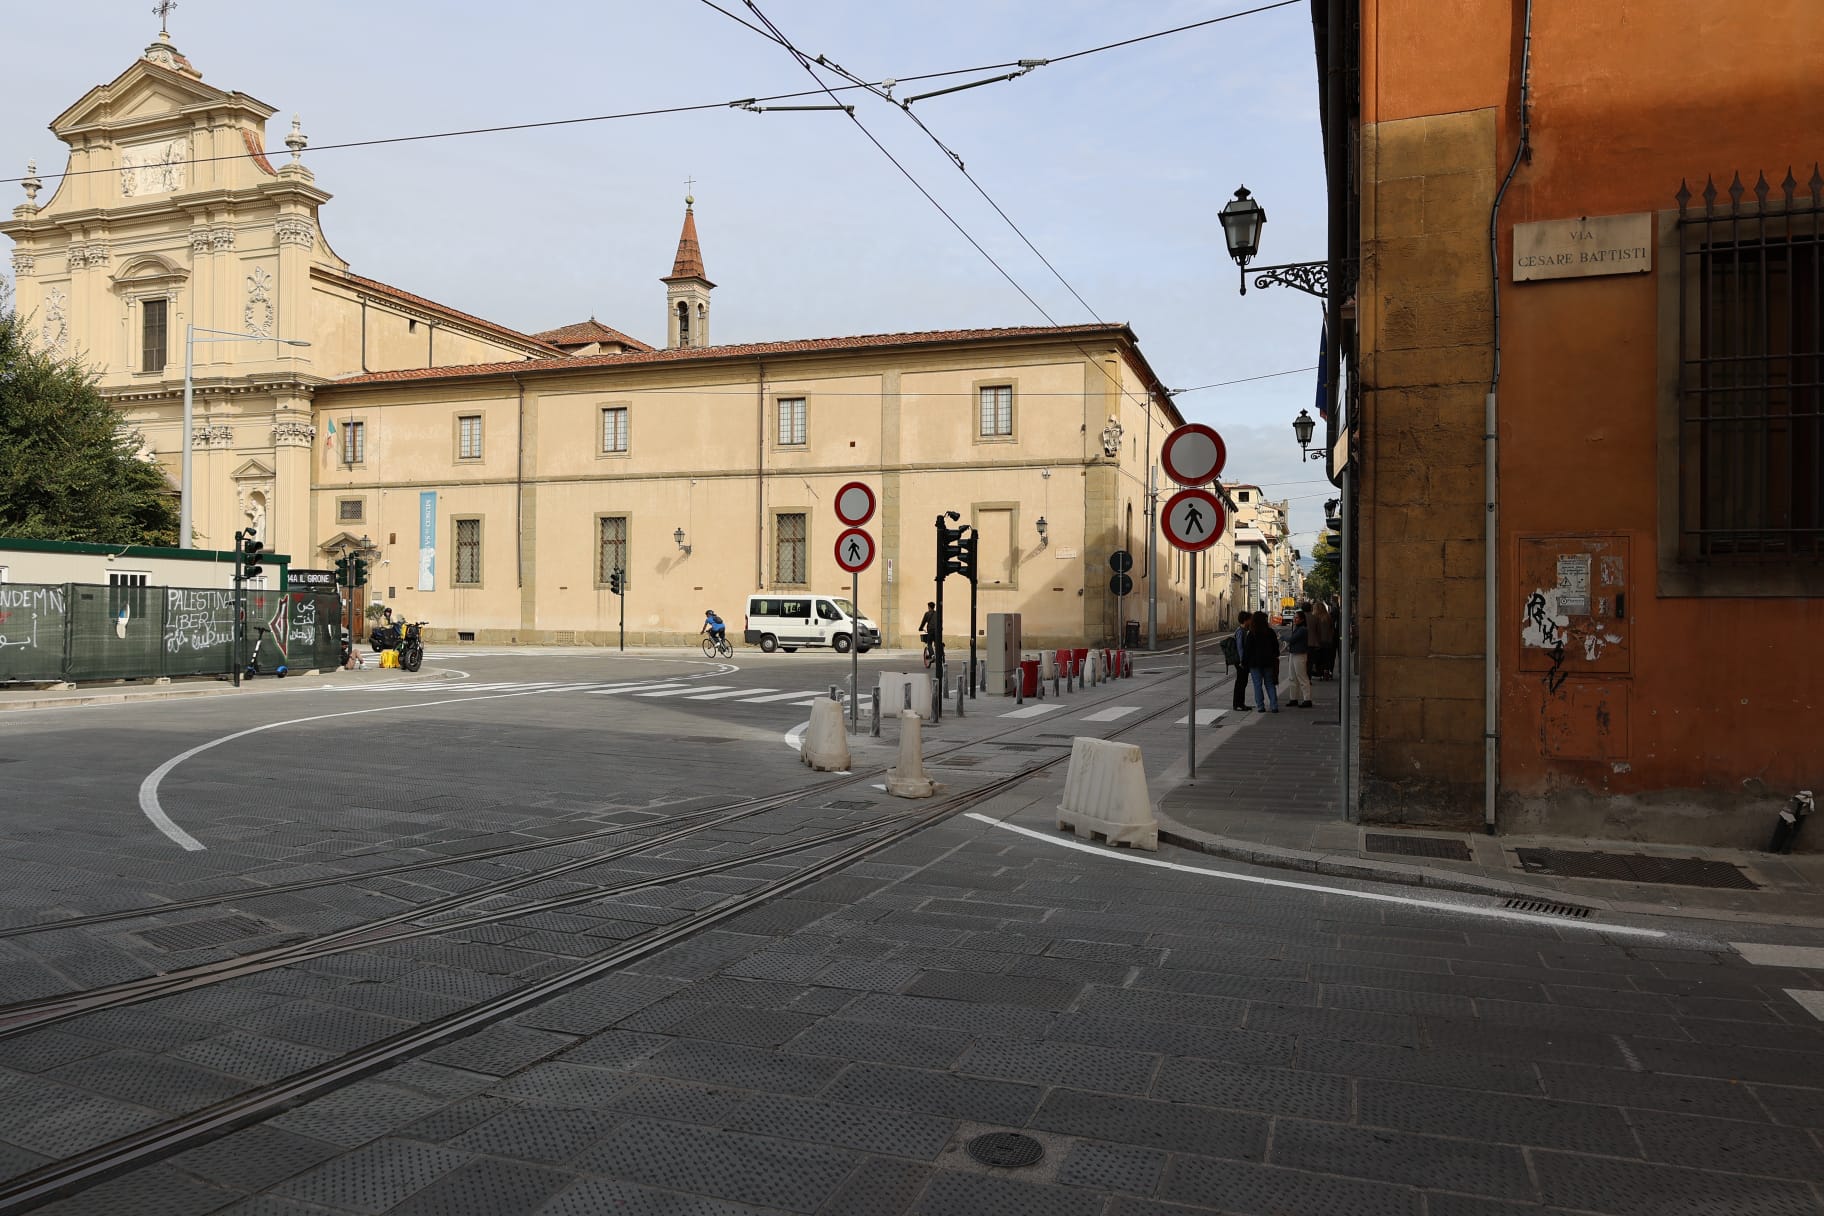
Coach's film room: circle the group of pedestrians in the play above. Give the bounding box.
[1226,599,1340,714]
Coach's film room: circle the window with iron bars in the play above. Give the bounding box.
[775,512,807,584]
[598,515,628,586]
[1676,166,1823,561]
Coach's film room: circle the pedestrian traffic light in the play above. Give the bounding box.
[239,531,265,581]
[353,556,369,587]
[609,568,623,596]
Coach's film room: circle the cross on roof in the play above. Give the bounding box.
[684,176,696,194]
[153,0,177,35]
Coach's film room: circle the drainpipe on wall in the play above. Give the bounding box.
[1484,0,1535,833]
[359,298,370,373]
[755,361,766,589]
[512,374,526,590]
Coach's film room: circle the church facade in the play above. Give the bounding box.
[5,34,1218,648]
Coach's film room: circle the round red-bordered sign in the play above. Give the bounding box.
[1161,488,1225,552]
[834,481,877,527]
[834,527,876,573]
[1160,423,1227,487]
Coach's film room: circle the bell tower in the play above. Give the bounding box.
[661,195,714,349]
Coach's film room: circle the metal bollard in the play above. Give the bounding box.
[1015,676,1024,705]
[871,687,882,737]
[830,685,840,701]
[904,685,913,712]
[956,675,966,717]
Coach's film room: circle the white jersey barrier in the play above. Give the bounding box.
[877,672,935,720]
[1057,736,1158,850]
[801,698,851,772]
[886,710,937,798]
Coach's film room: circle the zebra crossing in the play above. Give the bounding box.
[340,677,835,709]
[1730,942,1824,1022]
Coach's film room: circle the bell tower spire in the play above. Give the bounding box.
[661,193,714,349]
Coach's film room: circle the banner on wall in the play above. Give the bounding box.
[418,491,437,591]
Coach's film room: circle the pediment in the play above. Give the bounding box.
[231,458,275,482]
[52,58,271,138]
[318,531,371,553]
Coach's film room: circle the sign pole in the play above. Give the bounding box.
[618,570,625,653]
[850,568,859,728]
[1188,549,1197,781]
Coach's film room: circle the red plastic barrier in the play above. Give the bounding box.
[1018,659,1041,697]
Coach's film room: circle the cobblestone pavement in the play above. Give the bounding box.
[1,650,1820,1214]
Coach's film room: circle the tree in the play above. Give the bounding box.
[1303,530,1341,603]
[0,300,181,546]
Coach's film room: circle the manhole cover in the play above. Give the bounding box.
[967,1132,1044,1169]
[1504,897,1592,919]
[137,915,271,951]
[1514,848,1757,890]
[1365,833,1472,861]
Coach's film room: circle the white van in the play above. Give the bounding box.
[743,594,880,654]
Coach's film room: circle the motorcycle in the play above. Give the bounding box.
[369,619,401,651]
[397,621,426,672]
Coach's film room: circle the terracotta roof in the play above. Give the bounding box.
[241,128,276,176]
[330,322,1139,387]
[661,203,714,286]
[311,268,564,356]
[532,318,655,352]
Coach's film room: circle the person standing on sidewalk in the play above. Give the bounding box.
[1230,614,1252,711]
[1286,610,1313,707]
[1246,612,1281,713]
[1309,600,1333,679]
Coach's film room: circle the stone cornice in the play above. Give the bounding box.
[105,377,323,405]
[1,181,332,239]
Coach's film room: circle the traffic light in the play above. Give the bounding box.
[938,520,967,581]
[335,554,352,587]
[957,529,979,584]
[353,556,369,587]
[239,531,265,582]
[609,568,623,596]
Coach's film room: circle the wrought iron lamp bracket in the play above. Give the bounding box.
[1241,258,1355,299]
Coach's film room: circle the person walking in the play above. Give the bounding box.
[1309,600,1334,679]
[1230,614,1252,711]
[1286,610,1313,707]
[1245,612,1281,713]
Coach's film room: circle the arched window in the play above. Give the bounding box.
[676,301,690,346]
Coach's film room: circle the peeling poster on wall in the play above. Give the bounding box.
[1555,553,1591,617]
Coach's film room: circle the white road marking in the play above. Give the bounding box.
[743,690,830,703]
[1001,704,1063,719]
[1731,943,1824,969]
[1175,709,1227,726]
[962,813,1669,938]
[689,687,779,700]
[635,685,737,698]
[1081,706,1141,722]
[585,683,690,696]
[138,668,732,851]
[785,721,808,752]
[1786,990,1824,1021]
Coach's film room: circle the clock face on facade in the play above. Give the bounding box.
[119,137,187,197]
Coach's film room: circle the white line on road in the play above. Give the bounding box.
[1081,706,1141,723]
[688,687,779,700]
[743,690,831,703]
[1786,990,1824,1021]
[1176,709,1227,726]
[635,685,737,698]
[584,683,689,696]
[785,720,807,751]
[1731,943,1824,969]
[1000,704,1063,719]
[963,813,1669,938]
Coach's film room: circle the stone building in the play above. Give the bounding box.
[4,32,1223,648]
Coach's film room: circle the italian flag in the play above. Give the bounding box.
[323,417,336,466]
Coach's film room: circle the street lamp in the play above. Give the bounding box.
[1035,515,1049,547]
[181,326,310,548]
[1219,186,1331,298]
[673,527,691,556]
[1292,408,1326,462]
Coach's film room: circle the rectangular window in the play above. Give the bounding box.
[598,515,628,585]
[777,397,806,446]
[337,499,365,523]
[141,299,168,374]
[775,513,807,585]
[979,385,1013,437]
[454,518,481,585]
[602,406,629,454]
[458,414,482,460]
[341,420,366,465]
[1677,189,1822,561]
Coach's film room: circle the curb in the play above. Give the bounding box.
[1154,812,1824,931]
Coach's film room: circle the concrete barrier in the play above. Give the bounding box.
[1057,736,1157,849]
[877,672,934,720]
[801,698,851,772]
[886,711,938,798]
[1038,651,1057,681]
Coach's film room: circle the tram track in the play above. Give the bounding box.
[0,675,1222,1213]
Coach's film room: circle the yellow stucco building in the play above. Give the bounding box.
[5,33,1224,648]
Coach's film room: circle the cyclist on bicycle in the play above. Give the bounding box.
[701,609,728,648]
[917,602,938,664]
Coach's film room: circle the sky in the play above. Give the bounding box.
[1,0,1337,555]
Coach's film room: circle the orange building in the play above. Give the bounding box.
[1321,0,1823,844]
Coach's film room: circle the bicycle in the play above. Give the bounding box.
[921,638,935,669]
[702,633,733,659]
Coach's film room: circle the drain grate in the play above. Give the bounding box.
[137,915,271,951]
[823,799,875,811]
[967,1132,1044,1169]
[1364,833,1472,861]
[1514,848,1758,890]
[1504,897,1592,919]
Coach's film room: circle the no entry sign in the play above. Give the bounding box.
[834,527,876,573]
[834,482,876,527]
[1160,423,1227,487]
[1161,488,1225,552]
